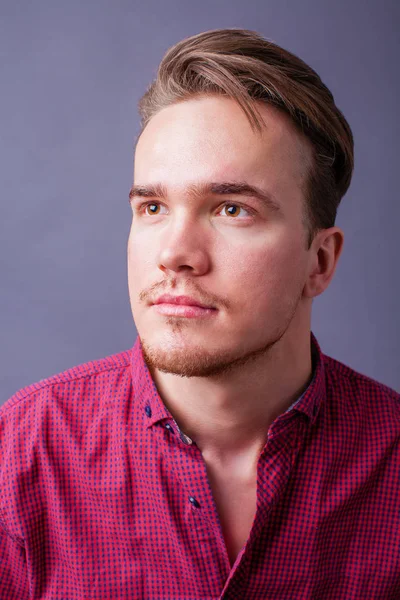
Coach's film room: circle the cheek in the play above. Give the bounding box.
[127,232,151,293]
[219,240,305,306]
[128,227,152,268]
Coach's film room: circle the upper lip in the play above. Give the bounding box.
[153,294,215,309]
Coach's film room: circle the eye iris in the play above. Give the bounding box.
[226,204,239,217]
[147,204,160,214]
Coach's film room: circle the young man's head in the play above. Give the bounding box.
[127,29,354,378]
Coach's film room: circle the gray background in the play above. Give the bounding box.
[1,0,399,404]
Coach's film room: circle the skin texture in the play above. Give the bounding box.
[127,95,344,456]
[127,95,344,564]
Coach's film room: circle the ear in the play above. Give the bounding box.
[303,227,344,298]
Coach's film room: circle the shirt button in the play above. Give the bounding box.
[189,496,200,508]
[145,405,152,418]
[165,423,175,433]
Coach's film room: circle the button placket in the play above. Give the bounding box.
[166,434,232,590]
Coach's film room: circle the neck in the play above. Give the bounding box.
[149,329,314,461]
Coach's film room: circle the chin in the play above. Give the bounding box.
[139,331,279,379]
[139,335,225,378]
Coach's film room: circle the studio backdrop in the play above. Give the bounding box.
[1,0,399,403]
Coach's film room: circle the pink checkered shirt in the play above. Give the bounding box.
[1,332,399,599]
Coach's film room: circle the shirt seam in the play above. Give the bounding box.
[0,362,132,540]
[324,359,400,402]
[0,361,131,418]
[0,501,25,547]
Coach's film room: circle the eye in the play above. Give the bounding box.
[136,201,254,218]
[219,203,252,218]
[140,202,167,216]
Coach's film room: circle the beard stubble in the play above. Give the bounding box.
[139,288,303,379]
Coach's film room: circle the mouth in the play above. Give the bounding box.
[153,294,216,308]
[152,302,217,319]
[150,292,218,319]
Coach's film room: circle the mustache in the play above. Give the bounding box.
[138,279,230,310]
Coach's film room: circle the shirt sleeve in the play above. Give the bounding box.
[0,521,30,599]
[0,408,30,598]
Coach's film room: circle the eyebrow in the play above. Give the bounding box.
[129,181,282,214]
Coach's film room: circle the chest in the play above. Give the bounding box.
[205,463,258,566]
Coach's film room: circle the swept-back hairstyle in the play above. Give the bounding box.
[138,28,354,249]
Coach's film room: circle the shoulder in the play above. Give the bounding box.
[321,350,400,435]
[322,351,399,401]
[0,349,134,538]
[2,349,131,410]
[0,349,133,443]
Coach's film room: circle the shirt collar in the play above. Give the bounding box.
[130,340,171,428]
[130,330,326,430]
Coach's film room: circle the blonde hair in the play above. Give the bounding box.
[138,28,354,248]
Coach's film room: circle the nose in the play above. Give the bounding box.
[157,216,211,276]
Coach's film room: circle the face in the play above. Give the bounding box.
[128,95,315,378]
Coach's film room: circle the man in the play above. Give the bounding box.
[1,28,399,599]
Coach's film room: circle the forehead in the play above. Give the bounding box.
[134,96,311,199]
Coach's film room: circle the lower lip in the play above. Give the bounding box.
[153,303,217,318]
